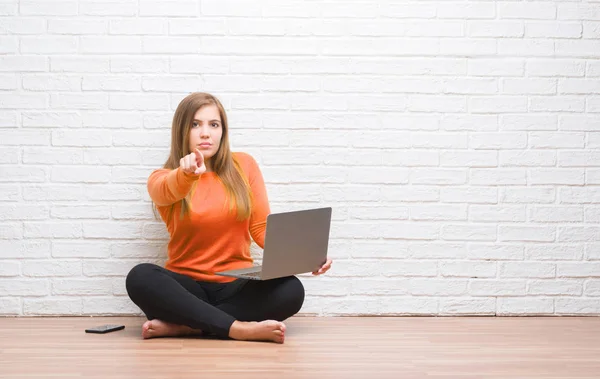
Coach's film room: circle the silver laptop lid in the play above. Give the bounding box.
[260,207,332,280]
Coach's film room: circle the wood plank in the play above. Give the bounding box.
[1,316,599,378]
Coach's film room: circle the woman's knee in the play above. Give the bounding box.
[125,263,159,297]
[279,276,305,316]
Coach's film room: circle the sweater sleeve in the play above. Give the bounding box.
[243,154,270,249]
[147,167,200,207]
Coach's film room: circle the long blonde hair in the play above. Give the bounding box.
[156,92,252,222]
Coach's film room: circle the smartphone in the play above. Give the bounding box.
[85,324,125,334]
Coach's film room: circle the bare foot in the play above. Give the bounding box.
[141,319,203,339]
[228,320,286,344]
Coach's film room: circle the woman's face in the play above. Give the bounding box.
[188,104,223,166]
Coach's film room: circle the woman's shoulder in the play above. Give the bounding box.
[232,151,259,169]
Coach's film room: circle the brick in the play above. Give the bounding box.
[142,223,169,240]
[442,225,497,242]
[82,76,141,92]
[439,261,496,278]
[410,205,467,221]
[83,296,142,315]
[111,242,167,259]
[0,204,48,221]
[83,185,142,201]
[80,0,136,16]
[23,260,81,277]
[584,280,600,297]
[0,298,20,315]
[471,169,527,185]
[51,166,110,183]
[529,206,583,222]
[499,2,556,20]
[50,93,107,110]
[1,167,46,182]
[440,187,498,204]
[82,222,143,239]
[109,19,166,35]
[0,93,48,109]
[499,262,555,278]
[83,260,139,277]
[384,151,438,166]
[0,261,20,276]
[0,279,48,296]
[528,280,583,296]
[51,205,110,219]
[23,184,82,201]
[410,279,468,296]
[24,298,82,315]
[469,205,526,222]
[501,78,556,95]
[53,240,111,258]
[556,298,600,315]
[0,111,17,127]
[350,206,409,221]
[51,57,108,73]
[557,227,600,242]
[0,147,19,163]
[410,169,467,185]
[470,132,527,149]
[19,1,77,15]
[24,222,81,239]
[529,168,584,185]
[48,19,106,34]
[140,0,198,16]
[0,184,19,201]
[468,21,523,37]
[526,244,584,261]
[529,132,584,148]
[560,187,600,204]
[80,36,142,54]
[52,278,112,295]
[469,280,526,296]
[526,59,585,77]
[23,112,81,128]
[143,37,200,54]
[437,3,495,19]
[440,298,496,315]
[20,36,77,54]
[468,59,524,76]
[499,225,555,242]
[498,39,554,57]
[23,147,82,164]
[0,241,51,258]
[500,151,556,167]
[468,244,525,260]
[558,3,600,21]
[497,298,553,315]
[525,22,582,38]
[169,18,225,35]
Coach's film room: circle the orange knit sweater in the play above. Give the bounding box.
[147,152,270,283]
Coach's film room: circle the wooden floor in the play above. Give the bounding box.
[1,316,600,378]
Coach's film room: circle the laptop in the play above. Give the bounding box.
[215,207,332,281]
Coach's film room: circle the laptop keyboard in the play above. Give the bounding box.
[241,271,261,279]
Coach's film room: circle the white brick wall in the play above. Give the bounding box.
[1,0,600,317]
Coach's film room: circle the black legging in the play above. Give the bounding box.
[125,263,305,338]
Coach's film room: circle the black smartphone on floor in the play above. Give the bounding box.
[85,324,125,334]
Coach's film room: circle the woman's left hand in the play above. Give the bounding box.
[312,258,332,276]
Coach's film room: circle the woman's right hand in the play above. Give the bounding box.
[180,148,206,175]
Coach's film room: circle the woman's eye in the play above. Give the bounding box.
[192,122,198,127]
[212,123,219,128]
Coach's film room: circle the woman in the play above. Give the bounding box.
[125,92,332,344]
